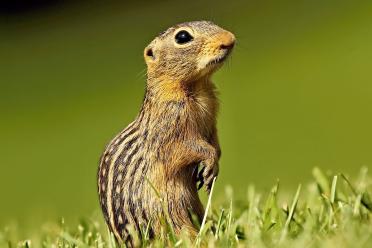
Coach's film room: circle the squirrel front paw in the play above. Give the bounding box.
[197,158,219,193]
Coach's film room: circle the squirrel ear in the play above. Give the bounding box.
[144,47,155,63]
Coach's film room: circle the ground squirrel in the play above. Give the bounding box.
[97,20,235,244]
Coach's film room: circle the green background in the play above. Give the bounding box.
[1,0,372,229]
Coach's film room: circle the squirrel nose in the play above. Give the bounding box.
[219,31,236,50]
[220,43,235,50]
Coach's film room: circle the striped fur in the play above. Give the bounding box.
[98,21,235,245]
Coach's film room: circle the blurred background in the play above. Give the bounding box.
[1,0,372,232]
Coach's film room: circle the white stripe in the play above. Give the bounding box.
[106,126,140,240]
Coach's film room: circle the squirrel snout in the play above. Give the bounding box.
[219,32,236,51]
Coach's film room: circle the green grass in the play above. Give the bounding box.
[1,167,371,248]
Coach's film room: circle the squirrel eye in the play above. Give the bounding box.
[146,48,153,57]
[175,30,193,44]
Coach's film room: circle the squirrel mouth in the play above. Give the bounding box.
[207,50,231,67]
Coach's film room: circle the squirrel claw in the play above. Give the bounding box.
[197,181,204,190]
[202,165,218,193]
[197,167,205,191]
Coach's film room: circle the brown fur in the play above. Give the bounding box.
[97,20,235,245]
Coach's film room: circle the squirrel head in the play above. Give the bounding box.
[144,21,235,86]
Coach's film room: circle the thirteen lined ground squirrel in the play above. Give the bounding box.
[98,20,235,244]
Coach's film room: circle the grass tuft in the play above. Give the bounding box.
[1,168,371,248]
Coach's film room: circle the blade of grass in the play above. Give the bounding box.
[228,198,233,233]
[279,184,301,243]
[330,175,338,204]
[60,232,90,248]
[341,173,372,211]
[196,177,217,245]
[107,229,117,248]
[328,175,338,228]
[215,208,225,239]
[313,167,330,195]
